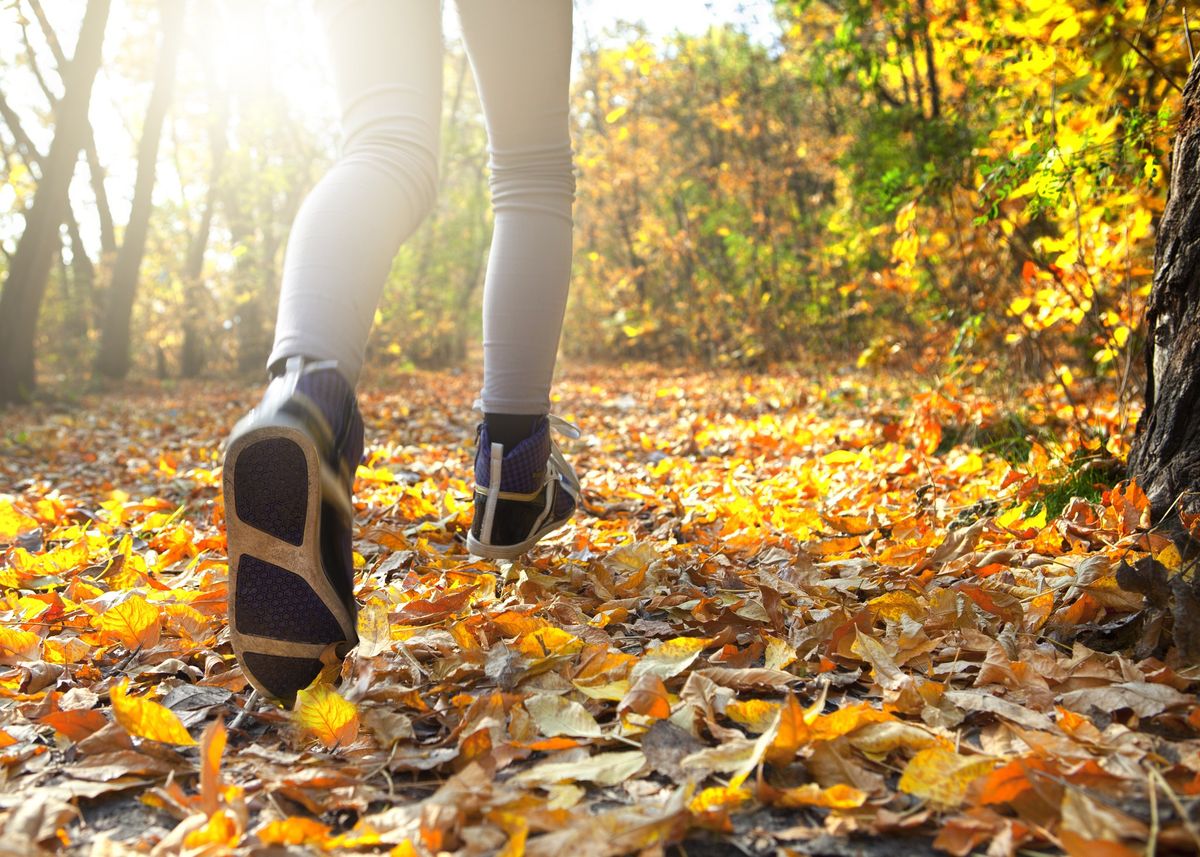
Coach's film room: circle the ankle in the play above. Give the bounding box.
[484,413,545,448]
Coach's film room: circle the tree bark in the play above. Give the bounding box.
[94,0,185,380]
[0,0,111,405]
[25,0,117,257]
[1128,57,1200,520]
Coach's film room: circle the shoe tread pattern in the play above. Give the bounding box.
[233,438,307,545]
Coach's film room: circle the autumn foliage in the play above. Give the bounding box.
[2,364,1199,853]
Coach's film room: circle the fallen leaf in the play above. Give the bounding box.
[294,683,359,749]
[109,681,196,746]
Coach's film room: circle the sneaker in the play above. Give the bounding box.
[222,357,362,706]
[466,414,581,560]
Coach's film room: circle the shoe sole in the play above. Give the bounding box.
[223,418,357,705]
[465,511,571,561]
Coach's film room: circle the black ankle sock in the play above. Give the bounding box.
[485,413,542,448]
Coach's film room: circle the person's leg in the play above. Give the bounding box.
[456,0,575,425]
[226,0,442,705]
[268,0,443,387]
[456,0,578,559]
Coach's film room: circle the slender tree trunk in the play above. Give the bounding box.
[94,0,185,380]
[26,0,116,256]
[1127,58,1200,520]
[0,0,111,405]
[181,88,229,378]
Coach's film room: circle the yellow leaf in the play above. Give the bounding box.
[898,747,998,806]
[356,598,391,658]
[630,636,711,680]
[524,693,603,738]
[605,105,628,124]
[295,683,360,749]
[1156,543,1183,573]
[726,699,781,733]
[1049,16,1081,42]
[110,680,196,745]
[689,785,752,814]
[573,679,630,701]
[866,591,924,622]
[0,627,42,662]
[1008,296,1032,315]
[0,499,38,539]
[764,636,797,672]
[184,809,241,849]
[44,636,90,664]
[822,449,860,465]
[491,611,548,638]
[513,750,646,787]
[810,703,894,741]
[846,721,940,755]
[514,626,582,659]
[256,817,332,846]
[497,817,528,857]
[97,594,161,650]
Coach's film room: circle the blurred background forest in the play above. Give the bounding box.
[0,0,1190,403]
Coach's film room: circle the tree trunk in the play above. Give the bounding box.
[94,0,185,381]
[181,85,229,378]
[26,0,117,257]
[0,0,111,405]
[1127,57,1200,520]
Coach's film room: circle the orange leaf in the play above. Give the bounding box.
[200,719,227,816]
[766,693,811,765]
[978,758,1049,805]
[39,709,108,742]
[110,680,196,745]
[256,816,331,840]
[97,594,161,650]
[772,782,867,809]
[618,673,671,720]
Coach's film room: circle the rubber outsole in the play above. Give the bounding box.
[232,438,308,545]
[224,419,357,706]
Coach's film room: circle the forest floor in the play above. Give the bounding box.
[1,362,1199,856]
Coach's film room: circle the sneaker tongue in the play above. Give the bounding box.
[475,419,550,493]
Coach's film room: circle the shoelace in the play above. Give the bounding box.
[546,414,582,499]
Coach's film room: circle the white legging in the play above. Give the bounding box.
[268,0,574,415]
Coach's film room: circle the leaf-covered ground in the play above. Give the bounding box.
[1,365,1198,856]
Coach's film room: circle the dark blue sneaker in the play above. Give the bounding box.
[466,414,580,560]
[222,357,363,705]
